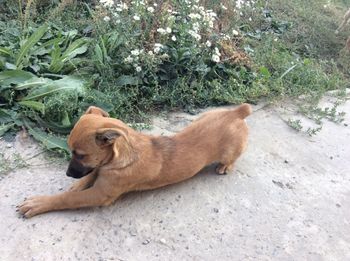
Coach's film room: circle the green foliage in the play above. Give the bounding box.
[0,0,349,152]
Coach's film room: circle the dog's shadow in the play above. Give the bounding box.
[118,163,221,201]
[56,163,228,218]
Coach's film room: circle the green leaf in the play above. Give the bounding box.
[94,43,104,64]
[259,66,271,79]
[27,126,69,152]
[32,36,63,56]
[0,123,15,136]
[18,100,45,113]
[115,75,139,86]
[61,111,71,127]
[0,109,16,124]
[5,63,17,70]
[61,38,89,62]
[0,47,13,57]
[23,75,86,100]
[49,43,64,73]
[34,115,72,134]
[14,77,48,90]
[15,24,49,68]
[0,70,36,87]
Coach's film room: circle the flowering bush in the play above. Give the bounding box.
[90,0,261,112]
[1,0,348,152]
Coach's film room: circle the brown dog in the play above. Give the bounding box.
[18,104,252,218]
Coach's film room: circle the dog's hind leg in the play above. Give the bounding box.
[216,162,234,175]
[216,125,248,175]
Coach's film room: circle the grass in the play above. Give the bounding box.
[0,152,28,175]
[0,0,349,153]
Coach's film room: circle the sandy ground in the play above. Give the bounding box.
[0,99,349,261]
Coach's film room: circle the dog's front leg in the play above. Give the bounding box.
[18,179,120,218]
[68,171,98,192]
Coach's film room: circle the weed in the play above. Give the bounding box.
[287,119,303,132]
[0,152,28,175]
[0,0,349,152]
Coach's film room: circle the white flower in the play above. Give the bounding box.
[211,54,220,63]
[103,16,111,22]
[157,28,167,35]
[124,56,133,63]
[116,2,128,10]
[160,53,169,59]
[154,43,163,54]
[171,35,176,41]
[207,10,217,17]
[148,51,154,56]
[133,15,140,21]
[189,13,201,19]
[206,41,212,47]
[166,27,172,34]
[192,22,200,32]
[221,4,227,10]
[131,49,140,56]
[214,47,221,56]
[188,30,201,41]
[232,29,239,36]
[100,0,114,8]
[136,66,142,72]
[147,7,154,13]
[121,3,128,10]
[222,34,231,40]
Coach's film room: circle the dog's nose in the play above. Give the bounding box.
[66,159,94,179]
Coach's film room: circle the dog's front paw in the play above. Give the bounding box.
[68,182,84,192]
[17,196,51,218]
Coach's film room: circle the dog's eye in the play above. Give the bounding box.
[72,151,85,160]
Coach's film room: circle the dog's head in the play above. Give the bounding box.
[66,106,137,179]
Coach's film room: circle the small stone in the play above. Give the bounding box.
[6,144,12,148]
[213,208,219,213]
[336,203,341,208]
[160,238,166,244]
[142,239,150,245]
[272,180,284,189]
[284,160,289,164]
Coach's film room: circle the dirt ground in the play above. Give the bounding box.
[0,98,349,260]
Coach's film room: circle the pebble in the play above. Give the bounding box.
[160,238,166,244]
[142,239,150,245]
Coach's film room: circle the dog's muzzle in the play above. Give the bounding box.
[66,159,94,179]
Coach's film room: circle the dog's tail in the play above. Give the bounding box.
[235,103,252,119]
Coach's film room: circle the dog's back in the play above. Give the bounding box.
[169,104,252,177]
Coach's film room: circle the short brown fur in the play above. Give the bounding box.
[18,104,252,218]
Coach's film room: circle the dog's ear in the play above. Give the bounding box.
[95,128,126,147]
[95,127,138,168]
[85,106,109,117]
